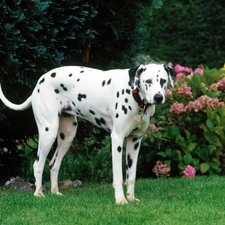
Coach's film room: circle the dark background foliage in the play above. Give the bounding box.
[143,0,225,68]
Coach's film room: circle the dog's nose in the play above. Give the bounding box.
[154,93,163,104]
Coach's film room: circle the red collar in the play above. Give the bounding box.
[132,88,153,109]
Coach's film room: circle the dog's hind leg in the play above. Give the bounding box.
[49,114,77,195]
[125,135,142,202]
[33,121,59,197]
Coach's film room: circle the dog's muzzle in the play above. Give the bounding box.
[153,93,164,105]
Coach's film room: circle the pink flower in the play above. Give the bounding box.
[218,78,225,90]
[174,64,184,73]
[183,165,196,178]
[167,62,173,66]
[170,102,186,114]
[165,89,172,99]
[177,82,193,98]
[97,149,101,154]
[194,67,204,75]
[184,67,191,73]
[176,72,184,81]
[150,124,158,133]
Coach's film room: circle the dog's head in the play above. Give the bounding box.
[129,64,175,105]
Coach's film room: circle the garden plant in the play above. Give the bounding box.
[142,63,225,177]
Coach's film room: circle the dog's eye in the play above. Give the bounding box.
[146,79,152,84]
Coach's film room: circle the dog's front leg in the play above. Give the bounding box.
[125,135,142,202]
[111,132,127,204]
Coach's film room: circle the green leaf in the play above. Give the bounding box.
[200,162,210,173]
[157,152,167,158]
[183,154,192,164]
[192,158,200,166]
[187,143,196,152]
[206,119,214,130]
[209,161,219,170]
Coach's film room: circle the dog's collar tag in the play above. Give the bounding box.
[139,105,150,123]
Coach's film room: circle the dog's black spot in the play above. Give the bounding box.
[60,101,62,105]
[128,106,132,110]
[95,118,101,126]
[117,146,122,153]
[51,72,56,78]
[45,127,49,132]
[73,121,77,126]
[133,127,139,132]
[134,142,139,150]
[116,113,119,118]
[122,105,128,115]
[122,89,125,95]
[127,154,133,168]
[115,103,118,110]
[60,84,68,91]
[72,101,76,106]
[58,112,61,117]
[39,78,45,84]
[61,112,71,117]
[132,137,138,142]
[145,84,148,91]
[102,80,106,86]
[80,70,84,73]
[76,109,84,117]
[160,78,167,88]
[157,74,159,77]
[69,73,73,77]
[37,89,40,93]
[107,78,111,85]
[116,91,119,98]
[60,132,65,140]
[95,117,106,126]
[126,89,131,95]
[77,79,80,82]
[128,81,132,87]
[125,98,128,103]
[100,118,106,125]
[36,155,39,162]
[54,89,60,94]
[126,173,129,179]
[89,110,95,115]
[78,93,87,101]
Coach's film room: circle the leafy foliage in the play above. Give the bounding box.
[143,0,225,68]
[142,64,225,176]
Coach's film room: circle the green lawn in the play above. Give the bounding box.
[1,176,225,225]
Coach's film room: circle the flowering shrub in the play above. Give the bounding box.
[143,64,225,176]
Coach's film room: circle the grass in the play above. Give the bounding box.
[1,176,225,225]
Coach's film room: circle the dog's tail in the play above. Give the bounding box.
[0,84,32,111]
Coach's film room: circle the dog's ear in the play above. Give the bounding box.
[129,65,146,89]
[164,64,175,88]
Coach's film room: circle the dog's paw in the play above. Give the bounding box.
[52,191,63,196]
[34,191,45,197]
[126,193,140,202]
[116,197,128,205]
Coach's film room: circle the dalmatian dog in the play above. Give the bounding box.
[0,63,174,204]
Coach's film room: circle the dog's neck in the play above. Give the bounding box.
[132,88,152,109]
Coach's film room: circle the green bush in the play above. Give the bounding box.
[143,0,225,68]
